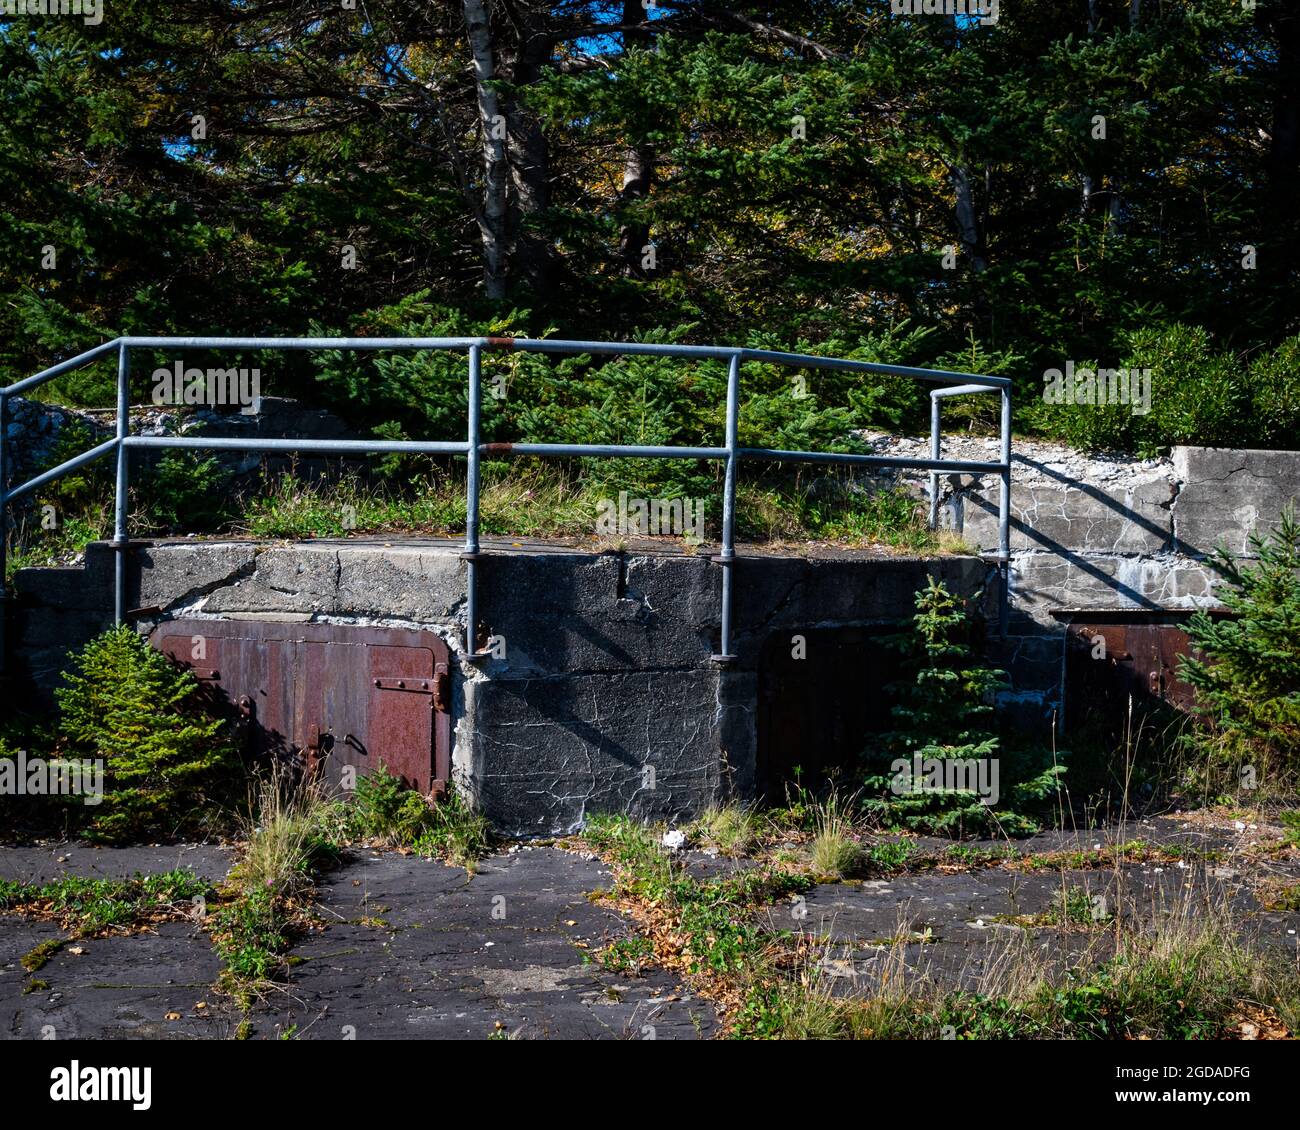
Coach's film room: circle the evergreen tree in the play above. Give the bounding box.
[56,626,238,842]
[1180,507,1300,797]
[862,577,1063,835]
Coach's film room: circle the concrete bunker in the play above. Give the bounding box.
[0,335,1018,836]
[7,537,990,836]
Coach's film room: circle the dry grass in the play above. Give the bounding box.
[229,769,332,898]
[809,788,862,879]
[934,529,974,554]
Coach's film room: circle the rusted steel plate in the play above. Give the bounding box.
[150,621,451,796]
[1060,610,1208,730]
[369,644,438,796]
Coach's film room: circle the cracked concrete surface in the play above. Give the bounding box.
[0,844,714,1041]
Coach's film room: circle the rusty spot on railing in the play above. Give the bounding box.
[486,336,517,350]
[481,442,514,454]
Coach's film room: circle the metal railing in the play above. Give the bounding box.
[0,336,1012,673]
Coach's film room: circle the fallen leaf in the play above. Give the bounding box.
[165,1012,181,1021]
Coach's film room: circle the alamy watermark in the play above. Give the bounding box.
[890,754,1000,806]
[1,0,102,24]
[152,361,260,413]
[0,750,103,805]
[50,1061,151,1110]
[891,0,999,27]
[1042,360,1151,416]
[595,492,705,540]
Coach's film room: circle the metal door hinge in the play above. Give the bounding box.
[433,665,451,713]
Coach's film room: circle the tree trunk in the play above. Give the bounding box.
[619,144,655,277]
[951,164,987,273]
[618,0,656,277]
[462,0,508,300]
[503,5,557,293]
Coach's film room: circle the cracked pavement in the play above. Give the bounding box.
[0,843,715,1041]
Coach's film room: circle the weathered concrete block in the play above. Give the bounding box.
[1172,447,1300,558]
[82,542,119,587]
[477,553,715,675]
[734,555,985,639]
[202,545,338,615]
[1010,551,1216,625]
[132,543,259,610]
[623,555,719,627]
[12,567,111,613]
[716,669,758,798]
[14,603,113,651]
[479,552,622,616]
[466,670,722,835]
[334,546,464,622]
[962,470,1174,555]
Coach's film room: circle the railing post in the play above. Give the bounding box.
[113,343,130,626]
[0,389,8,677]
[998,384,1012,639]
[712,352,741,665]
[929,392,941,530]
[463,344,482,656]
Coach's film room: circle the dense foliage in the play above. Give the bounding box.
[1,1,1296,451]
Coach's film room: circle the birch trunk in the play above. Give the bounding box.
[462,0,508,300]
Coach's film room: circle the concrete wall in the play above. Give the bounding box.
[10,415,1293,828]
[6,539,987,835]
[861,435,1299,720]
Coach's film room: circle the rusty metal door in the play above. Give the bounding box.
[151,621,451,795]
[1060,611,1208,734]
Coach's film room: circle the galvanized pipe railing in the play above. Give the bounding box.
[463,344,483,660]
[927,381,1014,637]
[0,336,1012,675]
[113,343,131,627]
[717,354,741,661]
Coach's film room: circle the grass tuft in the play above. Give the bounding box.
[687,803,760,857]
